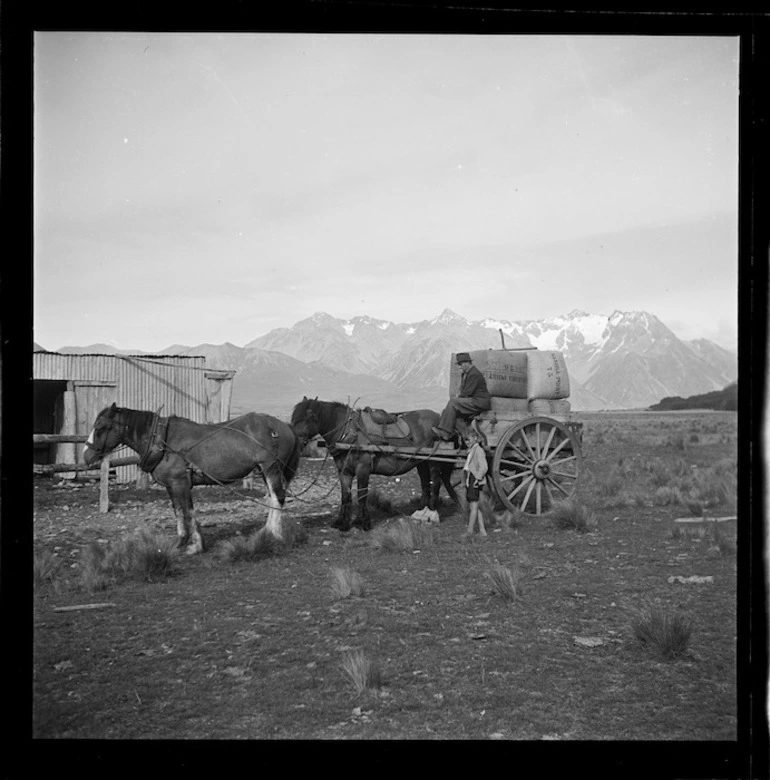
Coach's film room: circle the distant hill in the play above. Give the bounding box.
[49,308,737,417]
[647,382,737,411]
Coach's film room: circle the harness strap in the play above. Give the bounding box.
[138,414,169,473]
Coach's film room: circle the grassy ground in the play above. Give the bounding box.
[31,411,749,756]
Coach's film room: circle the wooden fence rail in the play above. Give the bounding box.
[33,456,140,475]
[33,434,89,444]
[33,434,141,513]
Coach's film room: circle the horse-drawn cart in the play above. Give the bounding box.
[309,347,584,518]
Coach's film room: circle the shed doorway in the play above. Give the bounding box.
[33,380,67,465]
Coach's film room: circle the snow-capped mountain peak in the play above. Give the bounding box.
[431,308,467,326]
[237,308,736,412]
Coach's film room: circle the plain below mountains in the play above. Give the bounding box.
[50,308,737,418]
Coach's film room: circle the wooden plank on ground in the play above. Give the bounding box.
[53,603,117,612]
[674,516,737,524]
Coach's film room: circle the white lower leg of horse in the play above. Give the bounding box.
[264,485,284,539]
[184,510,204,555]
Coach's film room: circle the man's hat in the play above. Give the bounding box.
[456,352,472,364]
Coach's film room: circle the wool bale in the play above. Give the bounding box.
[528,398,572,415]
[526,351,570,400]
[449,350,528,398]
[490,396,531,412]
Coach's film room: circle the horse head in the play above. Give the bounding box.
[83,403,124,465]
[290,397,320,443]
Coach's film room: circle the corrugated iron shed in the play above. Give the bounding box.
[33,351,235,482]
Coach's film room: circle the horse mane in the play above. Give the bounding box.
[282,431,303,484]
[103,405,156,441]
[291,398,350,438]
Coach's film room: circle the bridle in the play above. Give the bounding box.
[87,408,164,470]
[86,414,129,459]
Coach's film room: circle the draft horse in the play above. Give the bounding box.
[291,397,459,531]
[83,404,302,554]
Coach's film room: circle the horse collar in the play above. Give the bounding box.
[139,414,168,473]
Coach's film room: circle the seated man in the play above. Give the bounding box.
[432,352,491,441]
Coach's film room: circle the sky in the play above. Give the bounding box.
[34,33,739,353]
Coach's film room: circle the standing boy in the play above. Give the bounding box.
[463,426,489,537]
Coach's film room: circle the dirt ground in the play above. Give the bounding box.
[29,412,752,770]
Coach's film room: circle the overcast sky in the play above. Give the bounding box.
[34,33,739,352]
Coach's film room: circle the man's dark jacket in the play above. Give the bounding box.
[459,365,490,401]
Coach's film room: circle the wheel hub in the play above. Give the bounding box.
[533,459,551,479]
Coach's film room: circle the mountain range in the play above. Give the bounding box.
[48,309,737,418]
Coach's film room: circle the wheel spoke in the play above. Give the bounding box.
[506,441,534,464]
[546,475,572,497]
[520,430,538,461]
[535,422,541,458]
[544,436,571,461]
[497,458,531,472]
[549,468,579,480]
[549,454,579,467]
[521,478,536,511]
[541,425,557,459]
[500,470,531,486]
[544,479,555,506]
[535,480,542,514]
[507,474,535,500]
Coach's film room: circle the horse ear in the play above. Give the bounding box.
[313,396,318,402]
[302,396,307,401]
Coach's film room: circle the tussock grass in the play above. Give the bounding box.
[341,649,383,695]
[667,433,688,451]
[645,455,736,511]
[478,491,498,527]
[692,469,736,508]
[500,507,525,530]
[631,605,694,660]
[369,517,434,552]
[685,498,705,516]
[79,527,178,592]
[34,550,65,592]
[364,487,397,518]
[709,522,736,558]
[548,499,596,533]
[218,522,308,563]
[486,562,523,602]
[596,466,624,498]
[668,524,707,541]
[617,490,648,508]
[653,486,684,506]
[331,566,365,599]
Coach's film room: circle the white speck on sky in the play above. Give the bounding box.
[34,32,739,352]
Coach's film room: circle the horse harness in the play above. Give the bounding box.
[137,413,284,487]
[358,407,412,444]
[138,413,170,473]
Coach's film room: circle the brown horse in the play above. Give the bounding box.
[290,398,458,531]
[83,404,302,553]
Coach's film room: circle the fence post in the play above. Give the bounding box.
[100,457,111,513]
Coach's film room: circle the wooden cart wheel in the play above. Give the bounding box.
[491,416,582,516]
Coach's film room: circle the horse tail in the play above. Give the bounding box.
[282,429,303,485]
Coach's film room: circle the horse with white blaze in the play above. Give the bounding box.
[83,404,301,554]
